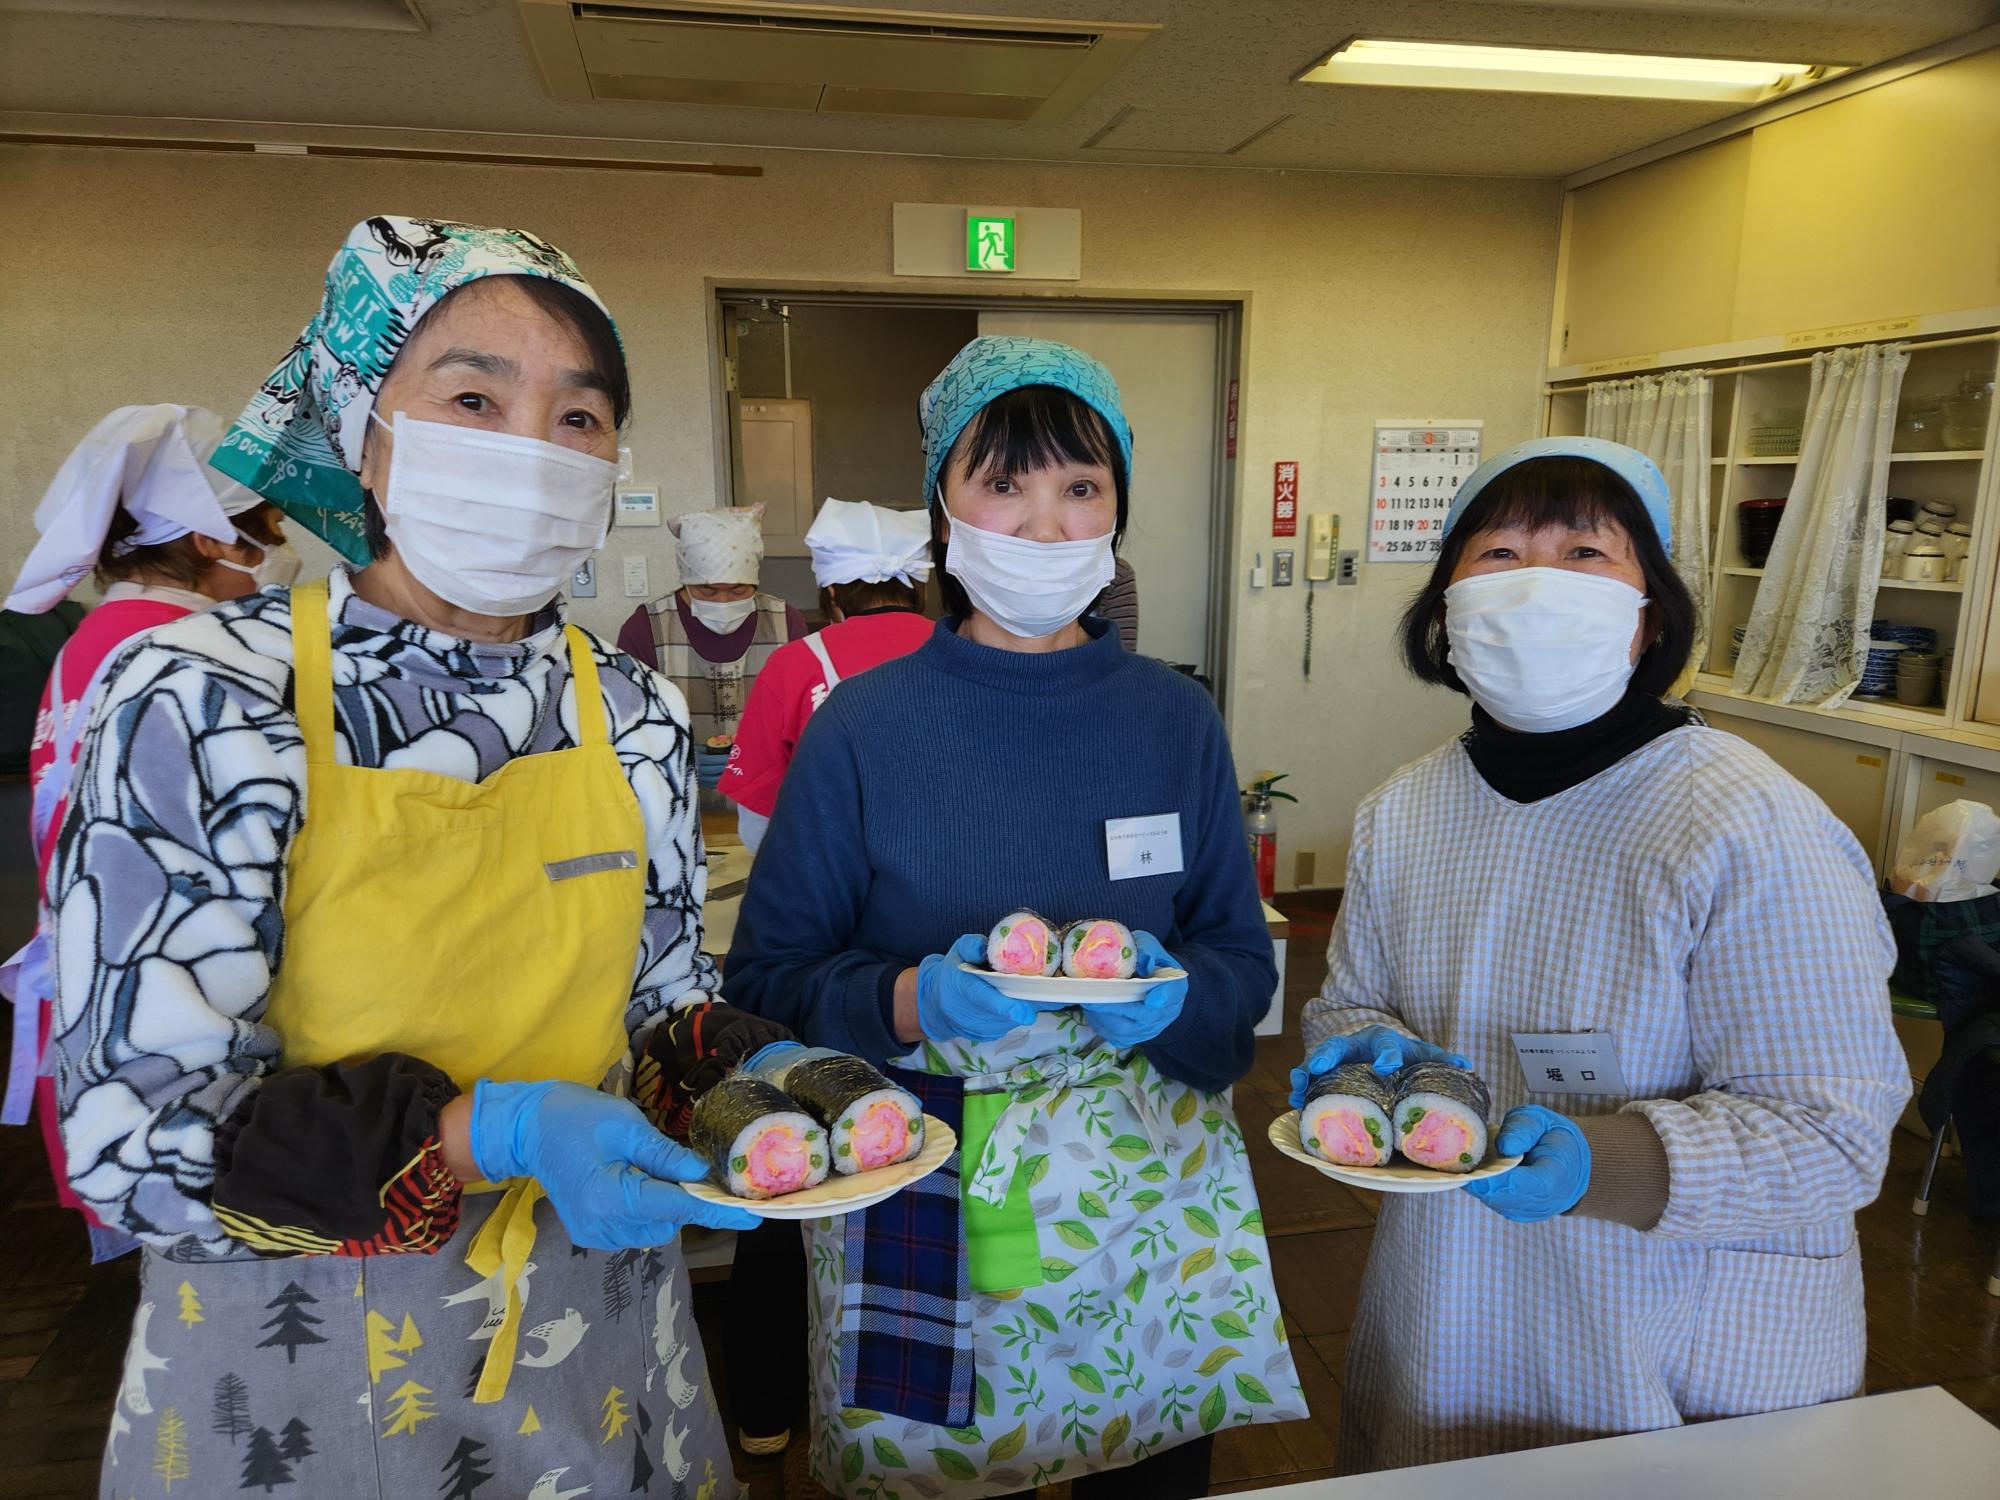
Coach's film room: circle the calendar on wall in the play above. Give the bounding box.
[1368,422,1482,564]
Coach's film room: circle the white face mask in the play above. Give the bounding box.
[945,512,1115,640]
[1444,567,1647,733]
[215,538,303,592]
[371,410,615,617]
[687,594,757,633]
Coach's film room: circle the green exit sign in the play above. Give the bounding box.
[967,215,1016,273]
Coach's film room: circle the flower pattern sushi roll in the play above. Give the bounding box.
[986,909,1062,975]
[689,1074,829,1198]
[1061,918,1137,979]
[769,1052,925,1175]
[1298,1062,1397,1167]
[1392,1062,1492,1173]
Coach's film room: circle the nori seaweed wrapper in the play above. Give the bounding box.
[1394,1061,1491,1122]
[1303,1061,1398,1112]
[783,1054,906,1125]
[689,1074,804,1168]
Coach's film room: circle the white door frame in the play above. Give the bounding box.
[706,280,1250,712]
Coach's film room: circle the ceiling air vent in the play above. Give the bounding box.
[516,1,1157,122]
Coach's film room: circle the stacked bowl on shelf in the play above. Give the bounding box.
[1860,621,1938,701]
[1737,498,1786,567]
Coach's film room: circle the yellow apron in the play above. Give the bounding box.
[264,580,645,1402]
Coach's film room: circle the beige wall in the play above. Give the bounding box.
[1559,47,2000,366]
[0,143,1558,886]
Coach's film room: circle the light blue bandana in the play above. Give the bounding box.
[1443,436,1673,551]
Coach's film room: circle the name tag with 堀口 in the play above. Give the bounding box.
[1105,814,1183,882]
[1510,1032,1629,1096]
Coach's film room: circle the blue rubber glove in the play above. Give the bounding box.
[1083,930,1188,1048]
[742,1039,805,1078]
[1287,1023,1471,1108]
[917,934,1054,1042]
[471,1079,759,1248]
[1462,1105,1592,1223]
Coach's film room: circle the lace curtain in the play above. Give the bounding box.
[1585,372,1714,675]
[1732,343,1909,707]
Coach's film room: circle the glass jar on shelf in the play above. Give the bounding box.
[1896,397,1945,452]
[1942,371,1995,450]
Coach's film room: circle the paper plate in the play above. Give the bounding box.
[958,962,1188,1005]
[683,1118,957,1221]
[1268,1110,1520,1194]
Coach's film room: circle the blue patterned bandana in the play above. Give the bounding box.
[210,215,618,565]
[918,336,1135,504]
[1444,436,1673,551]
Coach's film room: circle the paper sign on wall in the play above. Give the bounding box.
[1368,422,1481,564]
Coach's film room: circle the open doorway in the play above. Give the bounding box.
[714,290,1239,691]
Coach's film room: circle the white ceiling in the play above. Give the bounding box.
[2,0,1995,177]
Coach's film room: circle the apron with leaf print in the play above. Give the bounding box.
[803,1010,1302,1499]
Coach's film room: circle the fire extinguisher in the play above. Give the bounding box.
[1242,772,1296,903]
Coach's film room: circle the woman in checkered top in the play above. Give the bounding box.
[1297,437,1907,1473]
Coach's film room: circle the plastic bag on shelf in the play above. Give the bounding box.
[1890,799,2000,902]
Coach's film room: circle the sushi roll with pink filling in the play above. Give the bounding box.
[1061,918,1137,979]
[690,1074,829,1199]
[1297,1062,1396,1167]
[986,910,1061,976]
[1392,1062,1491,1173]
[762,1051,925,1175]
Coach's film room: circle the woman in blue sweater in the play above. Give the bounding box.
[725,338,1300,1500]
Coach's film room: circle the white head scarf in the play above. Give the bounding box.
[670,505,765,587]
[6,404,265,615]
[805,499,934,589]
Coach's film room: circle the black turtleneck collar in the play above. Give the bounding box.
[1464,689,1695,804]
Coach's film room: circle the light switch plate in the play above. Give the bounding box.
[622,556,650,597]
[1272,550,1295,587]
[1336,550,1360,586]
[570,559,597,598]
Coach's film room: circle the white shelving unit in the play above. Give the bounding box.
[1547,333,2000,722]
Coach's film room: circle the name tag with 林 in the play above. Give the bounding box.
[1510,1032,1629,1096]
[1105,814,1183,882]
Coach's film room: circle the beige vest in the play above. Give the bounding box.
[649,593,792,743]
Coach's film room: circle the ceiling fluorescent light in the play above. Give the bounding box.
[1297,38,1840,103]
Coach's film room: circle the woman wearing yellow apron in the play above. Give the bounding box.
[49,217,780,1499]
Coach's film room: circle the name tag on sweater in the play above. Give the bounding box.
[1105,814,1183,881]
[1511,1032,1629,1095]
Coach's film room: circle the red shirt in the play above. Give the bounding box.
[719,610,933,817]
[23,588,196,1223]
[29,594,195,887]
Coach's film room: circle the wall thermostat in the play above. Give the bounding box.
[616,487,662,527]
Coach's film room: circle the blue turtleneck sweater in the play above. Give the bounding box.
[722,619,1275,1093]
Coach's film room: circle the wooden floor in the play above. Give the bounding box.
[4,892,1998,1498]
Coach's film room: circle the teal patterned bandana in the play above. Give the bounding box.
[210,215,618,565]
[918,336,1135,504]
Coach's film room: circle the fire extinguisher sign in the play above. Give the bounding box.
[1273,460,1299,537]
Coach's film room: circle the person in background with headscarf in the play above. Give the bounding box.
[50,216,774,1500]
[723,337,1299,1500]
[0,402,297,1263]
[720,498,932,857]
[618,504,805,787]
[1095,555,1139,652]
